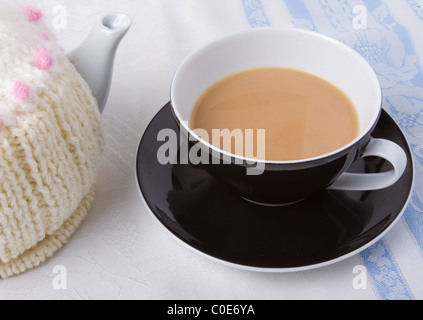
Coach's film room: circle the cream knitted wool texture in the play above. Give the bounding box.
[0,3,104,278]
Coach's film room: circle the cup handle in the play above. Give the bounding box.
[328,138,407,191]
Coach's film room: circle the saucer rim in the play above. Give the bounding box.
[135,103,415,273]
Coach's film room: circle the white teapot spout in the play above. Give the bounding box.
[68,13,132,113]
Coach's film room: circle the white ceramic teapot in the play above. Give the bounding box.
[69,13,132,113]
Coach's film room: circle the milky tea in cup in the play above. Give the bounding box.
[189,67,360,162]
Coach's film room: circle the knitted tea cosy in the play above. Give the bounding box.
[0,3,104,278]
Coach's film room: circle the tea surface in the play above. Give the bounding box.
[190,68,359,161]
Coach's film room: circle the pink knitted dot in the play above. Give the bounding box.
[40,32,49,41]
[13,82,31,101]
[36,47,54,70]
[24,7,43,22]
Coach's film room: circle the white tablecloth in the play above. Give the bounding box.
[1,0,422,300]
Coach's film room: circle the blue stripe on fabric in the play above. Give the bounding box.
[406,0,423,20]
[360,241,414,300]
[241,0,419,300]
[283,0,317,31]
[404,193,423,255]
[241,0,271,28]
[412,144,423,167]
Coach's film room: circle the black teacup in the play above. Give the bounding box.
[169,29,407,205]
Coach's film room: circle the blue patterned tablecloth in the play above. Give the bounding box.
[241,0,423,299]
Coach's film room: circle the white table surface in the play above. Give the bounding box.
[1,0,422,300]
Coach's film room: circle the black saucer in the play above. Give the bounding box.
[135,103,414,272]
